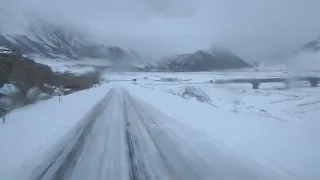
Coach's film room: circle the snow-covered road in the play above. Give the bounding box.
[12,87,293,180]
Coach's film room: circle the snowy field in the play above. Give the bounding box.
[28,55,111,75]
[0,70,319,180]
[103,70,320,179]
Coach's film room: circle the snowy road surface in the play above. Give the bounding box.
[11,87,294,180]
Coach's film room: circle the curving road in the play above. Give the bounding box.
[20,87,293,180]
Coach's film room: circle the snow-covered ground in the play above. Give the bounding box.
[140,82,319,123]
[0,70,319,180]
[126,83,320,179]
[27,55,111,75]
[103,69,320,83]
[0,85,113,179]
[109,71,320,180]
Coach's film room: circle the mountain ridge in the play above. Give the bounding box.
[139,47,251,71]
[0,11,250,71]
[0,11,140,64]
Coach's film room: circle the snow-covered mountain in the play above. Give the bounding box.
[0,11,139,64]
[0,10,250,71]
[302,37,320,52]
[140,46,251,71]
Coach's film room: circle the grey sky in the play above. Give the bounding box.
[2,0,320,61]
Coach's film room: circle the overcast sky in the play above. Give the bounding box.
[2,0,320,61]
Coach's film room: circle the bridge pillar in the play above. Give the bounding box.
[252,82,260,89]
[310,80,318,87]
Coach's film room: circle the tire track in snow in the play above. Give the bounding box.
[123,105,151,180]
[123,90,294,180]
[123,90,216,180]
[23,87,294,180]
[123,90,168,180]
[31,89,116,180]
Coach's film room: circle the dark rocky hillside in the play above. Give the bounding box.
[0,48,100,117]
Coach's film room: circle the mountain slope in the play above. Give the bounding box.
[0,12,139,64]
[0,10,249,71]
[140,46,250,71]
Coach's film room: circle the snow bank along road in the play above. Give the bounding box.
[13,87,294,180]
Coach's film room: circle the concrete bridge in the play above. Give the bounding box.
[214,77,320,89]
